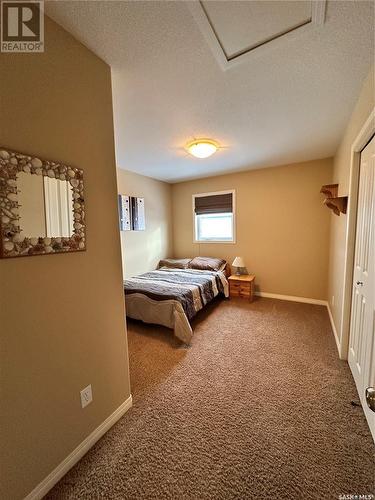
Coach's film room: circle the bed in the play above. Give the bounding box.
[124,259,229,344]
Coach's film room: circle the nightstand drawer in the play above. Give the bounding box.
[230,282,249,291]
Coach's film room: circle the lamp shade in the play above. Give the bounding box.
[232,257,245,268]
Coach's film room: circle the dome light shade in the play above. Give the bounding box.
[186,139,219,159]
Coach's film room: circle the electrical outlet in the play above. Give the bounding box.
[80,384,93,408]
[331,295,335,307]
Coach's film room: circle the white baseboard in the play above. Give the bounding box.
[25,395,133,500]
[255,291,327,306]
[326,303,341,356]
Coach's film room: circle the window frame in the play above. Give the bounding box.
[192,189,236,244]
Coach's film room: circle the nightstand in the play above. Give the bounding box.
[228,275,255,302]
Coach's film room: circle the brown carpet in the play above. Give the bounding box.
[47,297,375,499]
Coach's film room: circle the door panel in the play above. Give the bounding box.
[348,134,375,441]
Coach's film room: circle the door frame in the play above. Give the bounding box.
[339,107,375,360]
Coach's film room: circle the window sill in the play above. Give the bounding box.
[194,240,236,244]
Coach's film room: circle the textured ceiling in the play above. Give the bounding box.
[45,1,374,183]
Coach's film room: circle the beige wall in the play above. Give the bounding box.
[328,67,374,349]
[0,18,130,500]
[172,158,333,300]
[117,169,173,278]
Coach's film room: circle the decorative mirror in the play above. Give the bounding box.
[0,147,86,258]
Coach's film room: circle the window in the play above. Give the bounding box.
[193,190,235,243]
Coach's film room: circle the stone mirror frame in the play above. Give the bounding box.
[0,147,86,258]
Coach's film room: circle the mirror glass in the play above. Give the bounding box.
[17,171,74,239]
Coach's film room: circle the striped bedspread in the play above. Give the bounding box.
[124,268,228,320]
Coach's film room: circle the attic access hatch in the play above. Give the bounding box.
[188,0,326,70]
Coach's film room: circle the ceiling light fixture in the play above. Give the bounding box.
[186,139,219,159]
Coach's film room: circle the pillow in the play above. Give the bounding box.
[158,258,191,269]
[188,256,227,272]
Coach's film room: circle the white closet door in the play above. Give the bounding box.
[348,134,375,441]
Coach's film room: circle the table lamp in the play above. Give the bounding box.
[232,257,245,276]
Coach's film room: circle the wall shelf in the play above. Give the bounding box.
[320,184,348,216]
